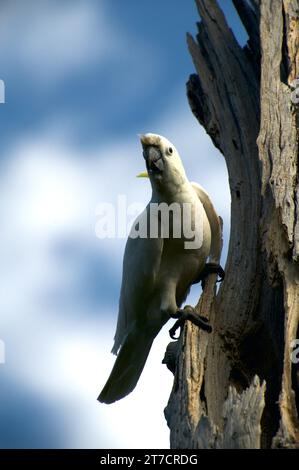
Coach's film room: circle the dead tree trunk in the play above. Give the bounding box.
[164,0,299,449]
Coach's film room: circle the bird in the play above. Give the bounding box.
[98,133,224,404]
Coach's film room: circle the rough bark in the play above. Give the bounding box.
[164,0,299,449]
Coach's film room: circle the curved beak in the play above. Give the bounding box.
[138,134,148,146]
[138,133,164,176]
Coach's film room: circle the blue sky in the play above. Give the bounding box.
[0,0,245,448]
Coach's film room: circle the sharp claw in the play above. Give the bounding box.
[169,308,212,338]
[217,266,225,282]
[169,327,179,340]
[198,315,209,323]
[169,316,185,339]
[198,263,225,288]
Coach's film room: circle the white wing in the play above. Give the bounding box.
[112,205,163,354]
[191,182,222,263]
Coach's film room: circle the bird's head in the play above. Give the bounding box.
[137,133,188,195]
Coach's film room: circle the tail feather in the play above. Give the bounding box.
[98,328,155,404]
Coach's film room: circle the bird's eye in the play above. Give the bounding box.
[168,147,173,155]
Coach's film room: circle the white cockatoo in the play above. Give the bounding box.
[98,133,223,404]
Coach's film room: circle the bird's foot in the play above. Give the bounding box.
[196,262,225,289]
[169,305,212,339]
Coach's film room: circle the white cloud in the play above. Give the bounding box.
[0,0,159,93]
[0,1,116,82]
[0,2,100,81]
[3,314,172,448]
